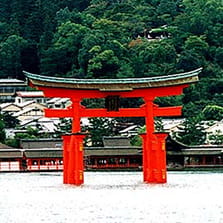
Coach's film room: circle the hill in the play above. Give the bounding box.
[0,0,223,119]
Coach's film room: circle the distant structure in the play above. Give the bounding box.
[0,79,27,102]
[0,136,222,172]
[1,90,64,137]
[14,91,46,105]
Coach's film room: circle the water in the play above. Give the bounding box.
[0,171,222,223]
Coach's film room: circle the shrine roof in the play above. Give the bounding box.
[24,68,201,91]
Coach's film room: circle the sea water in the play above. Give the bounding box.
[0,171,222,223]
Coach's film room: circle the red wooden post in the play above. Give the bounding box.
[67,135,75,184]
[154,132,168,183]
[71,99,81,133]
[73,134,86,185]
[144,99,156,183]
[140,133,148,182]
[202,156,206,165]
[62,135,70,184]
[38,159,40,170]
[62,133,86,185]
[140,133,161,183]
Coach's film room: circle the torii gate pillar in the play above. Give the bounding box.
[141,132,168,183]
[61,99,87,185]
[62,133,86,185]
[141,98,169,183]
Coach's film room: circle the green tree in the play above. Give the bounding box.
[130,126,145,146]
[55,7,72,25]
[129,39,177,77]
[173,115,206,145]
[54,118,72,137]
[0,114,6,143]
[157,0,178,24]
[2,112,20,128]
[130,118,164,146]
[17,126,40,139]
[87,47,120,78]
[0,35,27,78]
[208,130,223,145]
[5,126,39,148]
[40,21,89,77]
[184,35,208,57]
[84,118,116,146]
[214,47,223,68]
[177,36,208,71]
[202,105,223,121]
[0,22,10,42]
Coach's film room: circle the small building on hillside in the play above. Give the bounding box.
[162,118,185,133]
[46,97,71,109]
[12,106,45,121]
[119,125,140,137]
[0,102,21,113]
[19,117,60,134]
[0,79,27,102]
[14,91,46,105]
[205,120,223,144]
[1,100,46,115]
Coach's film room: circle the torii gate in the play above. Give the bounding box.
[24,68,201,185]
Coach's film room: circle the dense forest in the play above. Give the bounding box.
[0,0,223,144]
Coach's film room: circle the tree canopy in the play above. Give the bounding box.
[1,0,223,145]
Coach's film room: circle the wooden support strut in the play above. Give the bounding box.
[44,105,182,118]
[153,132,169,183]
[37,84,189,99]
[62,135,70,184]
[144,99,155,183]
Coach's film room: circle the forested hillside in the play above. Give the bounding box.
[0,0,223,120]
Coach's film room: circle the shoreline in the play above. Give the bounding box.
[1,167,223,174]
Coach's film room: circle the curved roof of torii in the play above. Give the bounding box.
[24,68,201,92]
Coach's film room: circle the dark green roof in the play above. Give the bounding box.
[24,68,201,91]
[24,149,63,158]
[0,149,23,158]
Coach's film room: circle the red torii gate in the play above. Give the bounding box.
[24,68,201,185]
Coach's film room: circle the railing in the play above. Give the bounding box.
[0,161,21,171]
[184,164,223,168]
[27,164,63,171]
[86,163,139,169]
